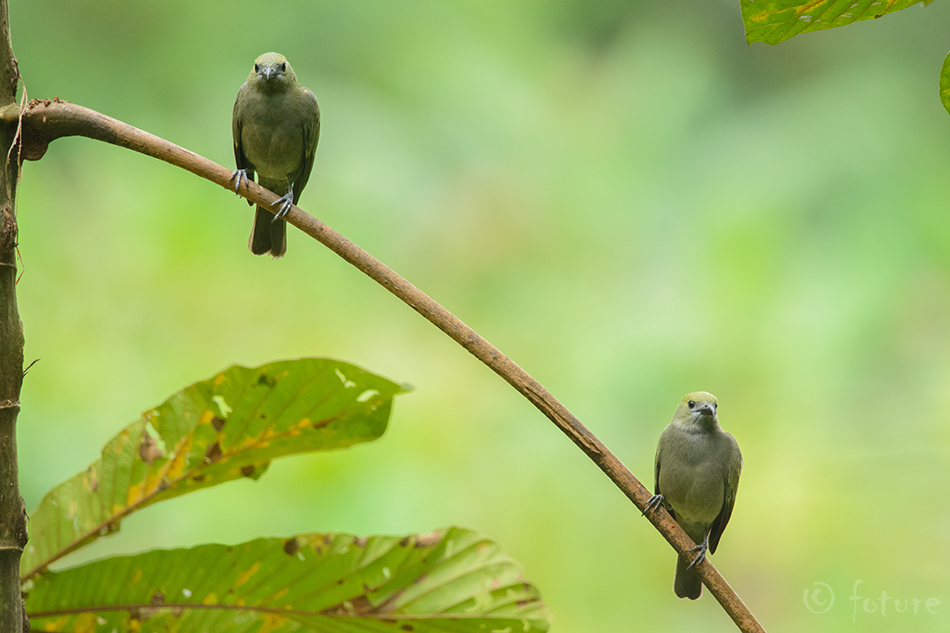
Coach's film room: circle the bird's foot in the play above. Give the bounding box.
[642,494,665,517]
[685,537,709,570]
[230,169,249,194]
[271,191,294,222]
[271,194,294,221]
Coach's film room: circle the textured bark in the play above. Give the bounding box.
[0,1,25,630]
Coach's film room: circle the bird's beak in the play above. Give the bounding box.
[698,404,716,416]
[260,66,274,81]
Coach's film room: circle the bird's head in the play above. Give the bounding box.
[671,391,719,431]
[249,52,297,90]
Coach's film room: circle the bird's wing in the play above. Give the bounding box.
[232,84,250,171]
[708,435,741,554]
[232,83,255,206]
[653,440,677,519]
[291,88,320,204]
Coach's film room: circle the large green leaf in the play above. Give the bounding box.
[24,527,551,632]
[22,358,407,582]
[741,0,927,45]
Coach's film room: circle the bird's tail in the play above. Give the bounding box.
[249,205,287,258]
[674,555,702,600]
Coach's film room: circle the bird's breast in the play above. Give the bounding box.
[238,89,310,180]
[658,432,728,524]
[240,122,304,181]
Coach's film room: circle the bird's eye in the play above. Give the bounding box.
[279,63,286,72]
[254,64,260,73]
[687,400,695,409]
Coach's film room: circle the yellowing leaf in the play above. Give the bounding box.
[26,528,551,633]
[741,0,926,45]
[22,359,408,582]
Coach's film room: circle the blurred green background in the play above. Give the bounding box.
[11,1,950,631]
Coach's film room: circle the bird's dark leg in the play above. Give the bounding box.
[686,529,711,569]
[230,169,250,194]
[642,494,665,517]
[271,184,295,221]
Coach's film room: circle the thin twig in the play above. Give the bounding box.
[13,99,765,632]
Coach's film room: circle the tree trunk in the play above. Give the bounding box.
[0,0,26,630]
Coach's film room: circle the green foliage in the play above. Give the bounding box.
[21,359,408,581]
[742,0,924,44]
[25,528,549,632]
[942,51,950,117]
[21,360,549,631]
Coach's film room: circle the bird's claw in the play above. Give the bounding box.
[271,193,294,222]
[230,169,249,194]
[642,494,665,517]
[685,538,709,570]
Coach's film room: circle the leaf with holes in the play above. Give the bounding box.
[741,0,928,45]
[21,358,408,582]
[24,527,551,632]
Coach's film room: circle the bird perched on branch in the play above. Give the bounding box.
[231,52,320,257]
[644,391,742,599]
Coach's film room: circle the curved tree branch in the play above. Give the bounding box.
[13,99,765,632]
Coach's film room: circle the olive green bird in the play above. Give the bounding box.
[231,52,320,257]
[644,392,742,600]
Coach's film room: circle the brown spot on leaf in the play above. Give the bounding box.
[240,465,256,477]
[311,415,338,429]
[139,434,163,465]
[192,475,206,483]
[399,537,410,547]
[132,592,165,622]
[257,373,276,387]
[283,538,299,555]
[322,596,372,616]
[400,626,414,632]
[204,442,222,463]
[212,416,226,432]
[352,536,367,548]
